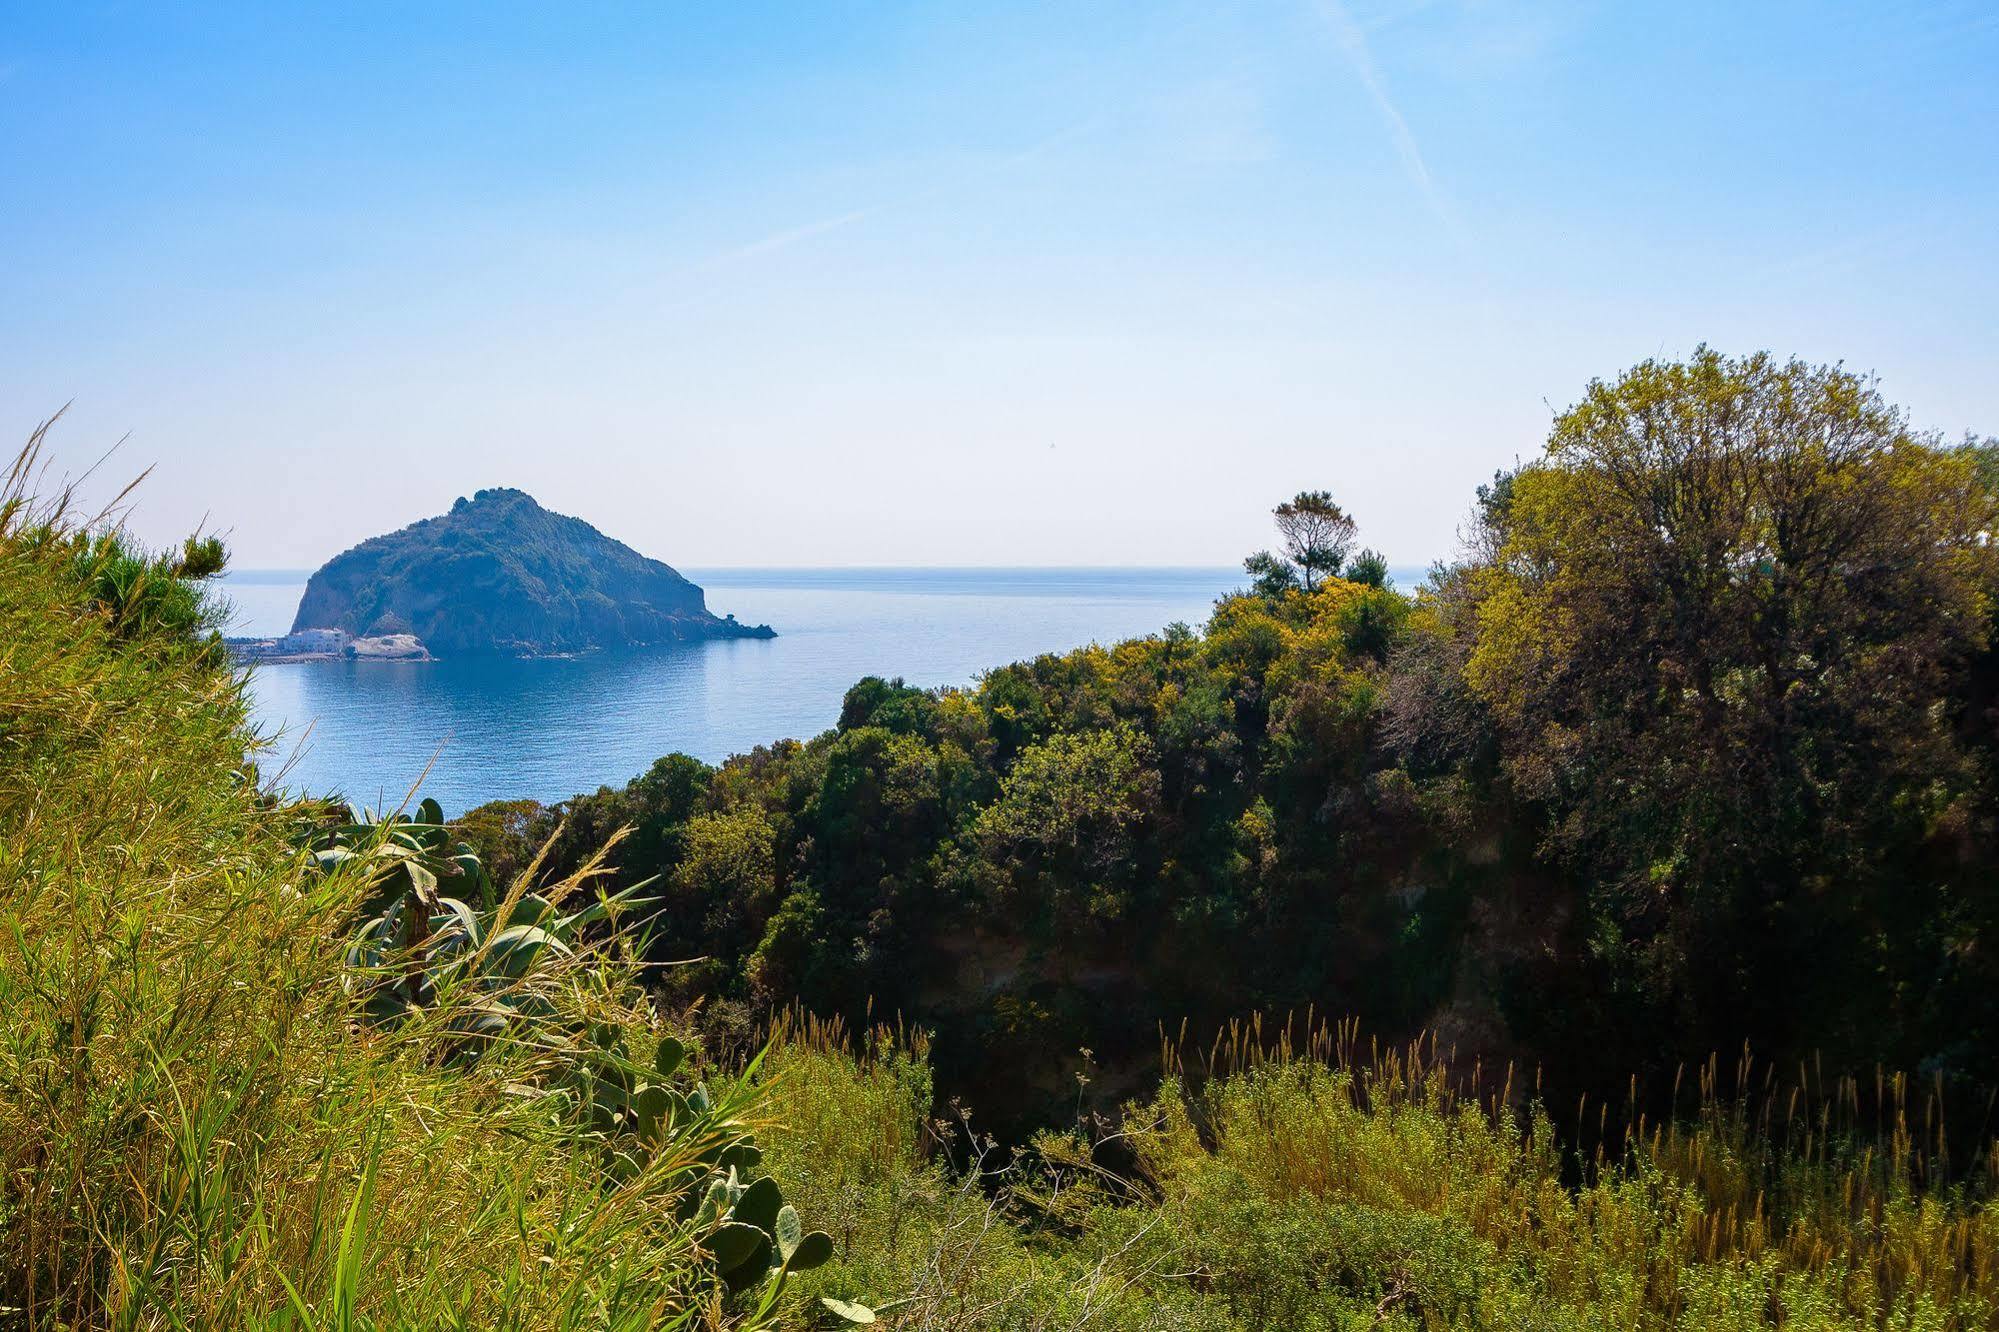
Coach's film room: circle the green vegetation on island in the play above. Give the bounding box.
[292,486,774,657]
[4,349,1999,1328]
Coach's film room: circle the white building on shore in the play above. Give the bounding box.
[278,627,349,654]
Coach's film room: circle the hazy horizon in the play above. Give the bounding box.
[6,2,1995,571]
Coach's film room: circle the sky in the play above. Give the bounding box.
[2,2,1995,571]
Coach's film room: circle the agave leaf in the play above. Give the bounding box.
[485,923,572,978]
[404,857,438,905]
[503,893,558,931]
[344,916,390,965]
[313,847,357,874]
[430,897,481,951]
[361,990,414,1025]
[563,883,653,931]
[445,1000,513,1041]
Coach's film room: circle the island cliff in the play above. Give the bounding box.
[290,488,773,656]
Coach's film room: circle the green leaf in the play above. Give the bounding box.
[708,1220,768,1273]
[730,1175,782,1236]
[717,1141,763,1173]
[404,857,438,904]
[502,892,557,931]
[693,1178,730,1230]
[654,1034,686,1079]
[774,1204,803,1261]
[429,897,481,951]
[819,1297,877,1324]
[484,923,572,978]
[565,883,653,931]
[712,1222,774,1291]
[631,1084,671,1143]
[786,1230,833,1272]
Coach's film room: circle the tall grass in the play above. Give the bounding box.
[1152,1017,1999,1320]
[754,1014,1212,1331]
[0,425,756,1329]
[745,1013,1999,1329]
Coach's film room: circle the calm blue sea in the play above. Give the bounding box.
[223,568,1265,816]
[227,566,1426,815]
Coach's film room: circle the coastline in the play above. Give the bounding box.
[226,632,431,665]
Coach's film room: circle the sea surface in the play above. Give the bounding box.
[226,567,1310,816]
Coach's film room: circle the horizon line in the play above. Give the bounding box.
[223,560,1439,578]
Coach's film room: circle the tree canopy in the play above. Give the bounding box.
[1272,490,1356,591]
[461,350,1999,1131]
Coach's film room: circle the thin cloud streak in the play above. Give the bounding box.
[1313,0,1467,246]
[722,208,874,263]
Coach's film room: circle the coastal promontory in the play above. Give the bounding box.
[289,488,773,656]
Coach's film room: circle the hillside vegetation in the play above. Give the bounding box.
[4,349,1998,1329]
[468,350,1999,1132]
[750,1016,1999,1330]
[0,429,842,1328]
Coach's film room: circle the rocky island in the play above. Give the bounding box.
[276,488,773,658]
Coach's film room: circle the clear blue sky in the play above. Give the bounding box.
[3,2,1994,569]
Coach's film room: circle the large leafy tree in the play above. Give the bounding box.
[1459,348,1998,1067]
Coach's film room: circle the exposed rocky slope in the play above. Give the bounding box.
[291,488,772,656]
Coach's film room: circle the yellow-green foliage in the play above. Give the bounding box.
[0,441,756,1330]
[750,1018,1997,1330]
[1122,1032,1999,1329]
[754,1015,1215,1331]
